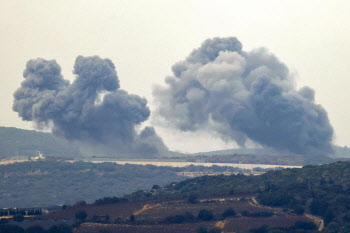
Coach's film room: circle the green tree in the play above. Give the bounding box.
[197,226,208,233]
[75,210,87,221]
[249,225,268,233]
[13,214,24,222]
[293,205,305,215]
[222,208,236,219]
[198,209,214,221]
[208,227,222,233]
[48,224,73,233]
[25,225,45,233]
[0,225,24,233]
[188,193,198,204]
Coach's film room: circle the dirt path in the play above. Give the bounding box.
[250,197,280,212]
[305,213,324,231]
[250,197,324,231]
[215,219,227,229]
[133,203,160,216]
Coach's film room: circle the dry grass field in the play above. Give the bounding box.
[74,222,216,233]
[41,201,146,220]
[223,215,311,232]
[39,197,320,233]
[136,199,273,219]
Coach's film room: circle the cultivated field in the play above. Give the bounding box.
[41,201,146,220]
[68,196,319,233]
[74,222,216,233]
[136,199,274,219]
[223,215,311,232]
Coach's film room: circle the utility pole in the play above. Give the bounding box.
[157,189,160,204]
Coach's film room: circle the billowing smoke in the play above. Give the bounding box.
[13,56,168,157]
[154,37,334,156]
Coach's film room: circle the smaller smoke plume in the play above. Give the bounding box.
[154,37,334,156]
[13,56,168,157]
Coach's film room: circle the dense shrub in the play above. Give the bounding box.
[208,227,222,233]
[293,205,305,215]
[13,214,24,222]
[0,224,24,233]
[222,208,236,218]
[25,225,45,233]
[48,224,73,233]
[197,226,208,233]
[293,221,317,230]
[198,209,214,221]
[309,199,329,216]
[241,211,273,217]
[165,215,186,224]
[94,197,128,205]
[249,225,268,233]
[75,210,87,221]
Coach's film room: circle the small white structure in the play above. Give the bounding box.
[31,151,45,161]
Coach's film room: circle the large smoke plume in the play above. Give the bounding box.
[154,37,334,156]
[13,56,168,157]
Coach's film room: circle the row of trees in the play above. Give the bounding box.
[0,208,42,217]
[0,223,72,233]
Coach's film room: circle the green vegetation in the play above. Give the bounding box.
[0,161,186,208]
[126,161,350,232]
[75,210,88,221]
[185,153,334,166]
[0,160,264,208]
[197,209,214,221]
[197,226,222,233]
[0,224,72,233]
[222,208,236,219]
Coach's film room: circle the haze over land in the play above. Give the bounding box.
[1,1,350,154]
[8,36,339,159]
[2,2,350,232]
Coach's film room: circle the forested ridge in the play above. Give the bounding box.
[127,161,350,232]
[0,161,185,208]
[0,161,254,208]
[0,127,81,158]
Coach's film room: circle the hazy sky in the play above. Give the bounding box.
[1,0,350,153]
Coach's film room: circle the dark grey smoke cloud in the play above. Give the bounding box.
[13,56,168,157]
[154,37,334,156]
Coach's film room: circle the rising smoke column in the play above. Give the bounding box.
[154,37,334,156]
[13,56,168,157]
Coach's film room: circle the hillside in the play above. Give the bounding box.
[0,161,185,208]
[191,146,350,163]
[0,127,82,158]
[0,160,259,208]
[2,127,350,164]
[126,161,350,232]
[0,127,184,159]
[5,162,350,232]
[183,153,334,166]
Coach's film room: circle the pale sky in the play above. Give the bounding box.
[1,0,350,153]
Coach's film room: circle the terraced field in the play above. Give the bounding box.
[74,222,216,233]
[41,201,146,220]
[69,197,319,233]
[136,198,274,219]
[223,215,311,232]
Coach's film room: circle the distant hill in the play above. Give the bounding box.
[0,127,186,159]
[330,145,350,158]
[1,126,350,161]
[191,148,280,156]
[0,161,188,208]
[0,126,82,158]
[192,146,350,158]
